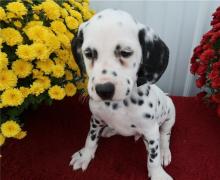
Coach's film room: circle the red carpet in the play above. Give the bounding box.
[1,96,220,180]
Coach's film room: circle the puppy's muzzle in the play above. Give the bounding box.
[95,82,115,100]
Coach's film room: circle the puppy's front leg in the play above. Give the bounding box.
[70,115,105,171]
[143,124,173,180]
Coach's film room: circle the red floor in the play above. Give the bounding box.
[1,96,220,180]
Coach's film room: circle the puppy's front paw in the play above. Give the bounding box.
[69,147,94,171]
[149,167,173,180]
[160,148,171,166]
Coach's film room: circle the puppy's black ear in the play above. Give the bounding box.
[137,25,169,86]
[71,28,86,76]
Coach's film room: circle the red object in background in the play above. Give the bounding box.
[2,96,220,180]
[190,6,220,116]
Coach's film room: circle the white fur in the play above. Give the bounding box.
[70,9,175,180]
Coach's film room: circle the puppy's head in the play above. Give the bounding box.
[71,9,169,101]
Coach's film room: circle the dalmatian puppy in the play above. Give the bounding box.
[70,9,175,180]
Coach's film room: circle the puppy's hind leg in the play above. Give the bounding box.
[160,97,175,167]
[101,126,118,138]
[70,115,105,171]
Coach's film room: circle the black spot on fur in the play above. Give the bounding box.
[123,99,128,106]
[90,130,95,134]
[149,102,153,108]
[112,103,118,110]
[146,90,149,96]
[79,152,82,156]
[127,79,130,84]
[168,109,170,114]
[150,159,153,163]
[149,140,154,145]
[144,113,151,119]
[151,116,154,119]
[105,102,110,106]
[91,134,96,141]
[130,96,137,104]
[95,120,100,124]
[126,89,130,96]
[92,124,97,128]
[138,90,143,96]
[97,15,102,19]
[150,153,158,159]
[158,100,160,105]
[131,124,136,128]
[112,71,117,76]
[138,99,144,105]
[102,69,107,74]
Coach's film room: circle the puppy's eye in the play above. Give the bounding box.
[84,48,93,59]
[120,50,133,58]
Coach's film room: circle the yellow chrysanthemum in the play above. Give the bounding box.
[14,131,27,140]
[0,38,3,48]
[12,60,33,78]
[19,87,30,98]
[50,20,67,34]
[65,31,74,41]
[0,28,23,46]
[44,32,60,51]
[33,14,39,20]
[65,16,79,30]
[65,70,73,80]
[32,43,50,60]
[41,0,60,20]
[24,21,43,31]
[0,52,8,70]
[32,69,44,79]
[0,134,5,146]
[14,21,22,28]
[0,7,6,20]
[48,85,66,100]
[36,59,54,74]
[35,76,51,89]
[6,2,27,18]
[57,33,70,48]
[30,82,45,96]
[65,83,77,97]
[1,120,21,138]
[67,58,79,71]
[52,64,65,78]
[25,25,48,42]
[0,70,17,91]
[60,8,69,18]
[16,45,36,61]
[1,88,24,107]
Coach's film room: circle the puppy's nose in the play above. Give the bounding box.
[95,82,115,100]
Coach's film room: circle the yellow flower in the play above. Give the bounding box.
[6,2,27,18]
[25,25,48,42]
[36,59,54,74]
[50,20,67,34]
[44,32,60,51]
[65,16,79,30]
[32,69,44,79]
[19,87,30,98]
[65,30,74,40]
[33,14,39,20]
[1,88,24,107]
[0,52,8,70]
[16,45,36,61]
[35,76,51,89]
[0,7,6,20]
[0,134,5,146]
[0,28,23,46]
[12,60,33,78]
[52,64,65,78]
[1,120,21,138]
[0,70,17,91]
[67,58,79,71]
[60,8,69,18]
[24,21,43,31]
[57,33,70,48]
[0,37,3,48]
[65,70,73,80]
[48,85,65,100]
[41,0,60,20]
[65,83,77,97]
[32,43,50,60]
[14,131,27,140]
[30,82,45,96]
[14,21,22,28]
